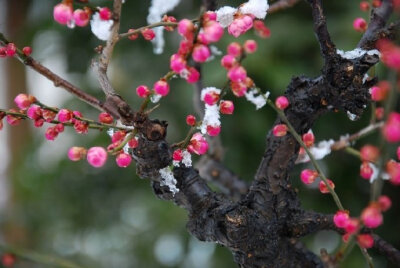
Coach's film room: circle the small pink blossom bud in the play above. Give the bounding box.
[319,179,335,194]
[344,218,360,234]
[360,145,380,162]
[253,20,271,38]
[57,109,73,123]
[342,233,350,243]
[243,40,257,54]
[357,234,374,249]
[112,131,126,143]
[207,125,221,136]
[98,112,113,124]
[53,3,73,25]
[1,253,16,268]
[22,46,32,56]
[221,55,237,69]
[170,54,187,73]
[192,44,211,63]
[302,132,315,147]
[386,160,400,185]
[186,115,196,126]
[0,47,6,58]
[202,21,224,43]
[300,169,319,184]
[230,81,248,97]
[227,42,242,57]
[99,7,111,21]
[187,133,209,155]
[275,96,289,110]
[228,16,253,37]
[127,29,139,40]
[45,126,58,141]
[153,80,170,96]
[42,109,56,122]
[136,85,151,98]
[73,9,90,27]
[87,146,108,168]
[116,153,132,168]
[361,204,383,228]
[203,91,220,105]
[375,107,384,120]
[333,210,350,228]
[185,66,200,83]
[68,146,87,161]
[383,112,400,142]
[173,149,183,161]
[273,124,288,137]
[141,28,155,41]
[6,109,21,126]
[353,18,367,33]
[227,66,247,82]
[27,105,42,120]
[360,162,374,180]
[178,39,193,55]
[34,119,44,128]
[178,19,194,39]
[14,94,33,110]
[203,11,217,22]
[55,123,64,133]
[220,100,234,114]
[370,82,390,101]
[372,0,382,8]
[162,15,177,31]
[128,137,139,148]
[74,121,88,134]
[360,1,370,11]
[378,195,391,211]
[6,43,16,57]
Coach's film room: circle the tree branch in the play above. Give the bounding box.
[268,0,300,14]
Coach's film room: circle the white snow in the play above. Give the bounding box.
[240,0,269,19]
[368,163,379,183]
[200,87,221,101]
[147,0,181,54]
[216,6,237,28]
[90,13,113,41]
[297,139,335,163]
[181,150,192,167]
[150,94,162,103]
[336,48,381,60]
[245,89,270,109]
[159,166,179,195]
[346,111,358,121]
[199,104,221,134]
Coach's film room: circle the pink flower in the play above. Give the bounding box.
[319,179,335,194]
[275,96,289,110]
[74,121,88,134]
[99,7,111,21]
[186,115,196,126]
[378,195,391,212]
[27,105,42,120]
[162,15,177,31]
[112,131,126,143]
[127,29,139,41]
[382,112,400,142]
[353,18,367,32]
[227,42,242,57]
[361,204,383,228]
[45,126,59,141]
[302,132,315,147]
[187,133,209,155]
[42,110,56,122]
[136,85,151,98]
[68,147,87,161]
[377,39,400,70]
[185,67,200,83]
[5,43,16,57]
[360,144,380,162]
[300,169,318,184]
[170,54,187,73]
[33,119,44,128]
[227,66,247,82]
[57,109,73,123]
[273,124,288,137]
[178,19,194,39]
[360,162,374,180]
[360,1,370,11]
[253,20,271,38]
[173,149,183,161]
[178,39,193,55]
[192,44,211,63]
[22,46,32,56]
[141,28,155,41]
[344,218,360,234]
[202,21,224,43]
[221,55,237,69]
[357,234,374,249]
[203,11,217,22]
[73,9,90,27]
[53,3,73,25]
[116,153,132,168]
[203,91,219,105]
[14,94,34,110]
[87,146,108,168]
[386,160,400,185]
[230,81,247,97]
[333,210,350,228]
[219,100,234,114]
[243,40,257,54]
[153,80,170,96]
[207,125,221,136]
[370,81,390,101]
[128,137,139,148]
[98,112,113,124]
[228,15,253,37]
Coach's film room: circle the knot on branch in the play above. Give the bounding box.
[103,94,135,125]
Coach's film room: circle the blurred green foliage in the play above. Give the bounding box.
[1,0,399,267]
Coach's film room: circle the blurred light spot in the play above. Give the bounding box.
[312,230,340,254]
[183,238,216,268]
[154,234,183,266]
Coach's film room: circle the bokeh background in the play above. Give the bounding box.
[0,0,399,267]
